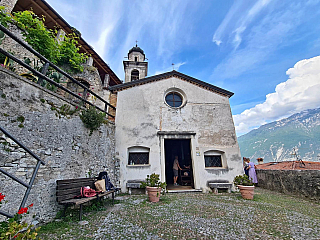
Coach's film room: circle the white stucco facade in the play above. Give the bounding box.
[112,73,243,193]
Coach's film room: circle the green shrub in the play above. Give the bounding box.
[13,10,60,64]
[0,8,88,73]
[80,106,106,135]
[16,115,25,123]
[233,174,253,186]
[57,33,88,73]
[140,173,167,189]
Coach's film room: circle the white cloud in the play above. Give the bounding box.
[212,1,304,80]
[212,0,271,49]
[212,0,244,46]
[105,0,199,79]
[90,1,123,62]
[233,55,320,135]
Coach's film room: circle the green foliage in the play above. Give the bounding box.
[233,174,253,186]
[57,104,79,118]
[40,98,45,103]
[80,106,106,136]
[0,220,40,240]
[37,220,70,234]
[1,94,5,98]
[57,33,87,73]
[140,173,167,189]
[18,123,24,128]
[1,51,16,72]
[0,140,8,146]
[22,58,63,92]
[0,7,13,28]
[0,53,6,64]
[86,169,93,178]
[47,102,79,119]
[13,10,60,64]
[0,194,40,240]
[16,115,25,123]
[0,9,88,73]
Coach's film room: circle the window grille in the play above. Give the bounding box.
[204,155,222,167]
[128,152,149,165]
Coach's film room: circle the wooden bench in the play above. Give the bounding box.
[56,178,115,221]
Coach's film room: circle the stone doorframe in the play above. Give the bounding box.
[157,131,200,189]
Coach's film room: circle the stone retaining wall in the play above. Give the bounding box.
[256,169,320,201]
[0,67,118,223]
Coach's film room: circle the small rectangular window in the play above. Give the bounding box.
[128,152,149,165]
[204,155,222,168]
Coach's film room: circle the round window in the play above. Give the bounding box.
[165,92,183,108]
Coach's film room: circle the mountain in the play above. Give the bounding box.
[238,107,320,163]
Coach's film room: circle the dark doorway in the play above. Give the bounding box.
[165,139,193,189]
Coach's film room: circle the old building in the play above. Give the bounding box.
[110,46,242,192]
[1,1,242,214]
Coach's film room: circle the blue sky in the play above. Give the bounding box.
[46,0,320,136]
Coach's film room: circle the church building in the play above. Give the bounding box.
[109,45,243,192]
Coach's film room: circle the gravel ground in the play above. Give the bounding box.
[38,188,320,240]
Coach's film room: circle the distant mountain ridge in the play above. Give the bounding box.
[238,107,320,163]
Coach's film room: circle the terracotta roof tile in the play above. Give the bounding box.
[256,161,320,170]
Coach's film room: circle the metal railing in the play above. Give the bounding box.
[0,24,116,119]
[0,125,45,218]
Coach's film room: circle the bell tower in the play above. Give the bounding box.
[123,43,148,83]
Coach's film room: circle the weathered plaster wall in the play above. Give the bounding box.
[256,169,320,200]
[115,77,242,192]
[0,67,118,222]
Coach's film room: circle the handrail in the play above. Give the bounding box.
[0,24,116,113]
[0,125,45,165]
[0,48,115,117]
[0,125,45,218]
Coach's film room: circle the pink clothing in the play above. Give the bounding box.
[248,162,258,183]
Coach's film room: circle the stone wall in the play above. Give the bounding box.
[0,20,109,110]
[0,67,118,223]
[256,169,320,201]
[0,0,18,12]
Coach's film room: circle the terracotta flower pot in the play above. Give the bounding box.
[146,186,162,202]
[237,185,255,200]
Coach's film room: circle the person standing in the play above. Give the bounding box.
[243,157,249,176]
[173,156,182,186]
[247,158,258,184]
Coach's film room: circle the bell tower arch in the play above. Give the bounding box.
[123,43,148,83]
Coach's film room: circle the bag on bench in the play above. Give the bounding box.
[74,186,98,198]
[95,179,106,192]
[98,171,115,191]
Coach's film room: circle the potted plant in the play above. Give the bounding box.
[233,174,255,200]
[141,173,166,203]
